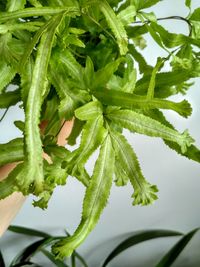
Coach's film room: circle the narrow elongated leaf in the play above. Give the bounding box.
[155,228,200,267]
[107,109,194,153]
[0,7,80,23]
[93,88,192,118]
[0,164,23,200]
[16,14,64,195]
[147,58,164,99]
[6,0,26,12]
[12,263,42,267]
[75,101,103,121]
[52,135,115,258]
[0,61,16,94]
[151,22,200,48]
[102,229,183,267]
[10,237,59,266]
[145,109,200,163]
[8,225,50,238]
[135,69,192,98]
[93,58,124,90]
[99,0,128,55]
[41,249,69,267]
[110,131,158,205]
[0,138,24,167]
[0,251,5,267]
[0,89,21,108]
[67,116,106,186]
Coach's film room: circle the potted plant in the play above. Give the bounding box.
[0,0,200,260]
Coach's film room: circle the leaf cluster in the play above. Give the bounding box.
[0,0,200,259]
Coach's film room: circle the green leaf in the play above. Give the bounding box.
[0,89,21,108]
[151,22,200,48]
[190,8,200,21]
[41,249,69,267]
[0,138,24,167]
[155,228,200,267]
[147,57,164,99]
[0,61,16,94]
[16,14,64,195]
[99,0,128,55]
[0,163,23,200]
[83,56,95,89]
[0,7,80,23]
[93,58,124,90]
[132,0,160,10]
[110,131,158,205]
[75,100,103,121]
[0,251,5,267]
[8,225,50,238]
[128,44,152,74]
[67,118,85,146]
[6,0,26,12]
[107,109,194,153]
[114,159,129,187]
[117,5,136,26]
[146,109,200,163]
[185,0,191,9]
[93,88,192,118]
[102,229,183,267]
[52,135,115,258]
[67,116,106,186]
[10,237,62,266]
[135,69,193,98]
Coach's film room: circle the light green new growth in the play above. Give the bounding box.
[52,135,115,258]
[0,0,199,260]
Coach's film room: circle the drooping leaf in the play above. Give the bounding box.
[16,14,64,195]
[155,228,200,267]
[66,116,106,186]
[10,237,61,266]
[41,249,69,267]
[8,225,50,238]
[110,131,158,205]
[107,109,194,153]
[102,229,183,267]
[0,138,24,167]
[99,0,128,55]
[93,88,192,118]
[52,135,115,258]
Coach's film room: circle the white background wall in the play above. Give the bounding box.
[1,1,200,266]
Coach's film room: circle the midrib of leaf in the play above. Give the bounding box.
[93,89,192,118]
[110,132,142,190]
[0,7,80,23]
